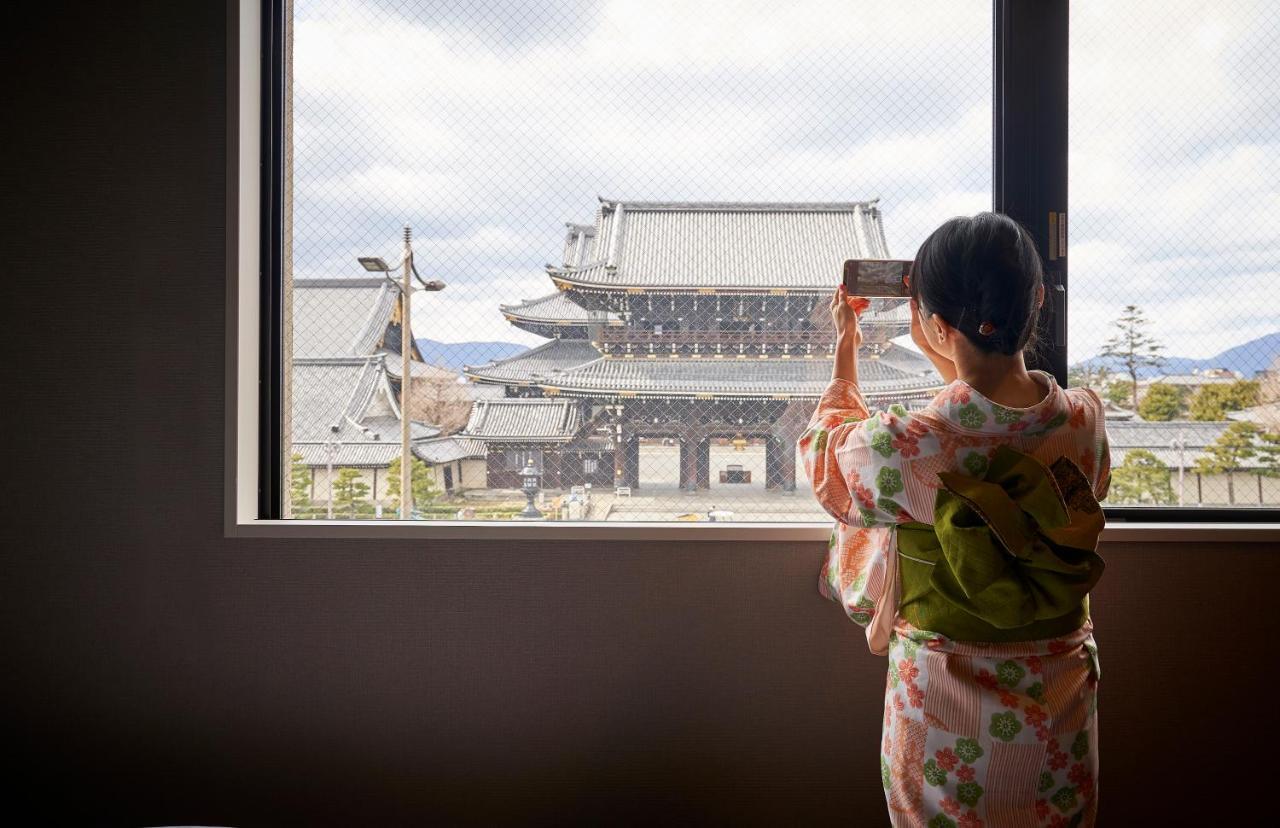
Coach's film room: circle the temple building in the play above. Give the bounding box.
[461,199,944,492]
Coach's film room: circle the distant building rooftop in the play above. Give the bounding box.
[1105,419,1270,469]
[1140,370,1241,387]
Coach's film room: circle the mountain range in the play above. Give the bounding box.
[1073,332,1278,380]
[415,332,1279,380]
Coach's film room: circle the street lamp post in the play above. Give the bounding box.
[399,226,413,519]
[357,228,446,520]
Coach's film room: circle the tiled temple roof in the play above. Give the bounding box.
[1104,419,1272,469]
[533,353,938,399]
[292,278,400,359]
[464,338,602,384]
[499,291,621,326]
[413,435,487,464]
[548,199,890,291]
[461,398,583,442]
[291,356,443,467]
[465,339,941,400]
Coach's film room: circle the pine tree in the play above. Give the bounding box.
[1099,305,1164,410]
[1194,421,1262,504]
[1108,449,1175,505]
[289,453,322,519]
[387,456,440,518]
[1260,431,1280,478]
[331,467,373,518]
[1137,383,1184,421]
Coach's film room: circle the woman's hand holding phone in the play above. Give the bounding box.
[830,284,866,343]
[830,285,865,383]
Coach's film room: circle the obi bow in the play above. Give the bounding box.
[897,445,1105,634]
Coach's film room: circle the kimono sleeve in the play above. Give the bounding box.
[1079,387,1113,500]
[800,378,923,527]
[799,378,867,524]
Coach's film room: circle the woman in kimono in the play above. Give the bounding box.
[802,213,1111,828]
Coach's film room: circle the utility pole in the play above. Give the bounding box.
[356,230,446,522]
[400,225,413,520]
[326,425,339,520]
[1172,432,1186,507]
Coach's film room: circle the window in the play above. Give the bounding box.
[269,0,991,524]
[232,0,1278,530]
[1069,1,1280,512]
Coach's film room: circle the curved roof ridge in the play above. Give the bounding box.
[595,198,880,211]
[499,291,620,325]
[467,337,579,369]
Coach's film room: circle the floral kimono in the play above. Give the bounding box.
[801,371,1111,828]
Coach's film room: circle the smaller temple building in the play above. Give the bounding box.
[288,277,484,513]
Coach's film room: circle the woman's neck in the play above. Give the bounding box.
[952,350,1047,408]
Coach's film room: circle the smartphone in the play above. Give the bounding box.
[842,259,912,297]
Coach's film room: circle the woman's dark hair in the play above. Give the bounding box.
[909,212,1043,356]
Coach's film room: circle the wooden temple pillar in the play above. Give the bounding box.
[767,435,798,492]
[765,435,783,489]
[768,399,812,493]
[612,424,626,489]
[678,429,713,491]
[679,432,698,492]
[626,438,640,488]
[613,433,640,489]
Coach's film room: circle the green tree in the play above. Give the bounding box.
[387,455,440,518]
[1108,449,1176,505]
[1137,383,1184,421]
[331,467,374,518]
[1194,421,1262,504]
[289,452,323,519]
[1189,380,1260,421]
[1099,305,1164,410]
[1104,382,1133,409]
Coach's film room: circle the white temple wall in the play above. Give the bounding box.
[708,444,766,491]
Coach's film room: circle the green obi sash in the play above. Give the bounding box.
[896,445,1106,643]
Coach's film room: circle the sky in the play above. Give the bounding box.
[290,0,1279,369]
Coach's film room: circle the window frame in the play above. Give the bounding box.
[226,0,1280,538]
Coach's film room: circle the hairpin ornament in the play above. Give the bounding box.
[977,321,996,336]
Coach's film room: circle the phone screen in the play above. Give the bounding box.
[843,259,912,297]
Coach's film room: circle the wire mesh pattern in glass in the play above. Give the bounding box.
[1068,0,1280,507]
[283,0,1278,521]
[284,0,993,521]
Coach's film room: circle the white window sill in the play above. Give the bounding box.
[226,520,1280,543]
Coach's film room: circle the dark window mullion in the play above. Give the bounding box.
[993,0,1069,386]
[258,0,287,519]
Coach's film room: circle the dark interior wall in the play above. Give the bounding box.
[2,3,1277,825]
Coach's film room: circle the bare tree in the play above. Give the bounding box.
[1260,353,1280,404]
[407,366,474,434]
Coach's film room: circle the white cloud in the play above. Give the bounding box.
[288,0,1278,371]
